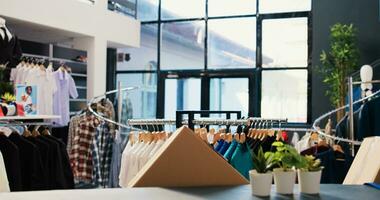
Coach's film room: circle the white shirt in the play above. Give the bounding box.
[0,152,10,192]
[24,68,57,115]
[139,142,156,170]
[119,141,133,187]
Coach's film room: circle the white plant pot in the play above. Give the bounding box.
[297,170,322,194]
[249,170,273,197]
[273,168,296,194]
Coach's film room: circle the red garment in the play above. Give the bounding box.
[281,131,288,142]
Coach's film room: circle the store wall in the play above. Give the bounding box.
[311,0,380,121]
[0,0,141,98]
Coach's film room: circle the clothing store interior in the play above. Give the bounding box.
[1,0,380,199]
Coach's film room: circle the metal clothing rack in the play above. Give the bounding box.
[176,110,242,130]
[347,77,380,156]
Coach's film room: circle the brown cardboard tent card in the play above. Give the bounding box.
[129,126,249,187]
[344,136,380,184]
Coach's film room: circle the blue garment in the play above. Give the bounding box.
[214,140,225,152]
[218,142,231,155]
[223,140,238,161]
[365,183,380,190]
[345,86,362,112]
[230,143,254,179]
[316,149,353,184]
[108,132,127,188]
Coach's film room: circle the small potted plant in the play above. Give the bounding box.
[249,146,273,197]
[297,155,323,194]
[265,142,306,194]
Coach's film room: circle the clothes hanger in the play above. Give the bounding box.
[22,125,32,137]
[32,125,40,137]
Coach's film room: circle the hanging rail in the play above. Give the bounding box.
[312,88,380,146]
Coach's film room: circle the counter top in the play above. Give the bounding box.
[0,184,379,200]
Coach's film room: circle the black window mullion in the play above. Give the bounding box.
[156,0,164,119]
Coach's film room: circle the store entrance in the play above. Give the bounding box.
[158,70,257,119]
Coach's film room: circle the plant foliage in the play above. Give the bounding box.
[301,155,323,172]
[318,23,360,120]
[265,142,306,171]
[251,146,273,173]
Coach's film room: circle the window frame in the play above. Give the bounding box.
[113,0,313,125]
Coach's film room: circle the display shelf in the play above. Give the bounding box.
[0,115,61,121]
[50,57,87,65]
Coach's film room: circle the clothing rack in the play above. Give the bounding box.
[312,79,380,152]
[176,110,242,129]
[347,77,380,155]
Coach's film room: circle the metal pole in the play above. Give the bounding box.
[348,77,355,156]
[117,81,123,130]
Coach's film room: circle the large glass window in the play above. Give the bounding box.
[137,0,159,21]
[161,0,205,19]
[116,73,157,119]
[114,0,312,124]
[165,79,201,119]
[260,0,311,14]
[261,70,308,122]
[161,21,205,70]
[208,18,256,69]
[210,78,249,116]
[262,17,308,68]
[208,0,256,17]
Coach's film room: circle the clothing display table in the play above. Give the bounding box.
[0,184,379,200]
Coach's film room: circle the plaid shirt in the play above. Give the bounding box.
[95,121,114,187]
[91,133,102,185]
[69,114,100,182]
[67,115,81,154]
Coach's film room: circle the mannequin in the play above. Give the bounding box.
[360,65,373,97]
[0,17,13,41]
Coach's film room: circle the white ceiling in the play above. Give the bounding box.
[2,16,87,44]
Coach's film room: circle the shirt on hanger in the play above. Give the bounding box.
[52,70,78,127]
[8,133,44,191]
[0,151,10,192]
[108,131,124,188]
[223,140,238,162]
[0,135,22,191]
[69,115,100,182]
[230,143,254,179]
[118,140,133,188]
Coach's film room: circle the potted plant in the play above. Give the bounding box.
[297,155,323,194]
[318,23,360,121]
[265,142,306,194]
[249,146,273,197]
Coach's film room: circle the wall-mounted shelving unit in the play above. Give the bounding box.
[19,40,88,115]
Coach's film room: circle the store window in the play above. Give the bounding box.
[161,21,205,70]
[261,70,308,122]
[208,18,256,69]
[210,78,249,116]
[262,17,308,68]
[260,0,311,14]
[114,0,312,124]
[116,73,157,119]
[165,79,201,119]
[161,0,205,19]
[208,0,256,17]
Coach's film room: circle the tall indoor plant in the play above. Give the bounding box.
[319,23,360,121]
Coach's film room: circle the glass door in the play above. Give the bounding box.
[164,78,201,119]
